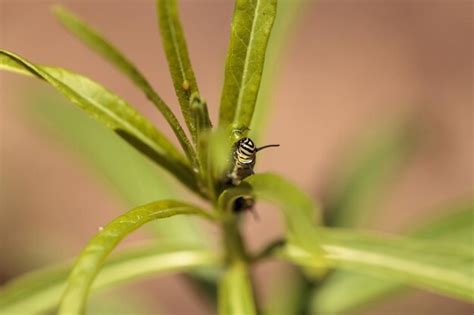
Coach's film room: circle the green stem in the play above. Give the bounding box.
[222,216,247,263]
[221,214,259,312]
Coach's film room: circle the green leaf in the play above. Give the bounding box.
[245,173,324,258]
[312,200,474,314]
[218,173,325,270]
[52,6,198,167]
[324,119,417,227]
[218,0,278,134]
[218,261,256,315]
[409,200,474,243]
[281,227,474,303]
[157,0,204,142]
[190,94,215,199]
[249,0,304,141]
[58,200,215,315]
[28,91,210,246]
[26,91,218,303]
[191,94,213,142]
[263,268,312,315]
[208,127,233,194]
[0,49,200,194]
[0,244,220,314]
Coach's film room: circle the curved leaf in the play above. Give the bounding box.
[217,173,326,271]
[29,91,210,246]
[0,49,200,194]
[0,245,220,314]
[52,6,198,167]
[245,173,323,258]
[281,227,474,303]
[218,261,256,315]
[58,200,215,315]
[218,0,277,133]
[312,200,474,314]
[157,0,205,142]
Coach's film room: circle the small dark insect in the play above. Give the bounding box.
[227,137,279,186]
[233,195,259,219]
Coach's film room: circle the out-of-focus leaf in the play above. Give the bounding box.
[88,293,159,315]
[208,127,233,198]
[263,268,312,315]
[245,173,324,260]
[157,0,203,142]
[28,91,209,246]
[52,6,198,166]
[218,0,277,134]
[249,0,305,141]
[218,261,256,315]
[217,173,326,272]
[28,91,218,304]
[0,50,200,194]
[409,200,474,242]
[190,95,215,199]
[280,227,474,303]
[312,200,474,314]
[58,200,215,315]
[324,119,417,227]
[0,244,220,314]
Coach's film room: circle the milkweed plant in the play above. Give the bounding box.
[0,1,472,314]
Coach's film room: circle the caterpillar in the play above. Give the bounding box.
[227,137,279,186]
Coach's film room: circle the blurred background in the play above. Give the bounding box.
[1,0,472,314]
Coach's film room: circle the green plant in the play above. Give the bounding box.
[1,1,472,314]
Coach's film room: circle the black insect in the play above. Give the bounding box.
[227,137,279,186]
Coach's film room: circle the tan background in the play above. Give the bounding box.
[1,0,473,314]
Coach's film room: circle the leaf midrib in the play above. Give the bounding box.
[234,0,262,125]
[323,244,471,290]
[166,6,187,85]
[42,66,184,164]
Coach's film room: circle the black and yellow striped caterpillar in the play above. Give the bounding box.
[227,137,279,186]
[224,137,279,216]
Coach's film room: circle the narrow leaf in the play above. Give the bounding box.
[191,94,213,137]
[157,0,203,142]
[218,173,325,269]
[58,200,214,315]
[249,0,305,141]
[28,91,218,303]
[281,227,474,303]
[410,200,474,242]
[0,245,220,314]
[218,0,278,133]
[28,91,210,246]
[218,261,257,315]
[324,119,418,227]
[263,269,312,315]
[190,94,215,199]
[53,6,198,167]
[312,200,474,314]
[191,94,213,167]
[245,173,324,259]
[0,50,200,194]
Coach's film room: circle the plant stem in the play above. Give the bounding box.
[222,216,247,263]
[221,214,261,312]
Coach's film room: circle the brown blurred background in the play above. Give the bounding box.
[1,0,473,314]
